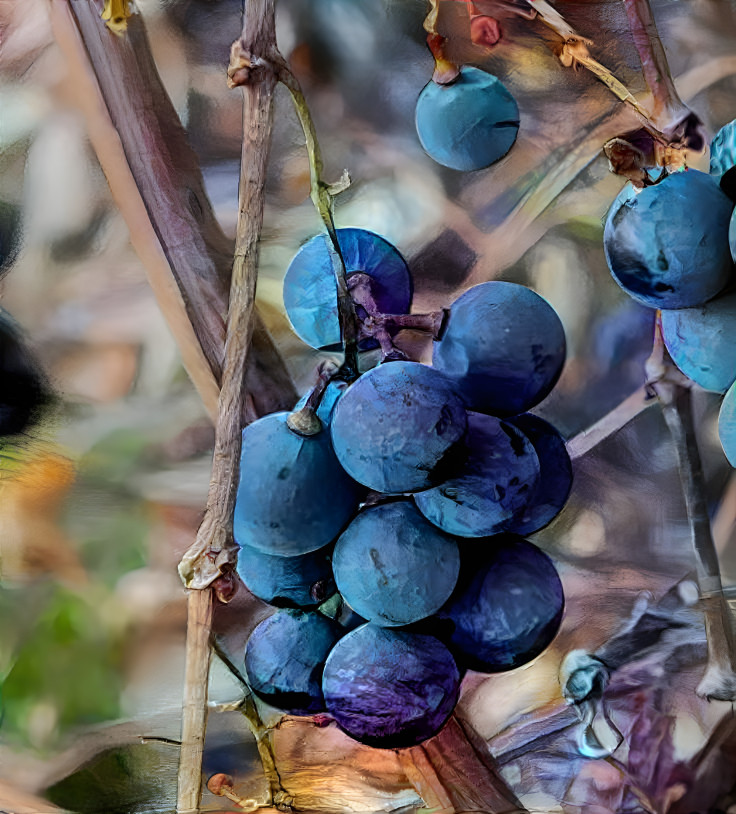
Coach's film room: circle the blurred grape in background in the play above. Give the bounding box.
[1,0,736,812]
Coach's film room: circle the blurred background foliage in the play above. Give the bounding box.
[1,0,736,810]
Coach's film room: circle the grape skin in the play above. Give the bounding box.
[233,412,363,556]
[432,281,566,416]
[604,170,733,309]
[719,381,736,467]
[245,609,344,716]
[436,535,564,673]
[332,501,460,627]
[330,361,468,494]
[282,228,412,351]
[322,623,461,748]
[415,67,519,172]
[414,413,540,538]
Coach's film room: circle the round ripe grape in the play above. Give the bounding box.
[332,501,460,627]
[414,413,540,538]
[237,544,335,609]
[603,170,733,309]
[322,623,460,748]
[719,381,736,467]
[504,414,573,535]
[432,281,566,416]
[437,535,564,673]
[661,290,736,393]
[710,119,736,201]
[415,67,519,172]
[245,609,344,716]
[330,361,467,494]
[283,228,412,351]
[233,412,363,556]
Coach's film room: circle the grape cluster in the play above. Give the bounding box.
[602,121,736,468]
[235,227,570,749]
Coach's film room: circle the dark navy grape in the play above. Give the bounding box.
[432,281,566,416]
[330,361,467,494]
[283,228,412,350]
[414,413,540,538]
[322,624,460,748]
[245,609,344,716]
[719,381,736,467]
[234,412,363,556]
[505,414,573,535]
[661,290,736,393]
[332,501,460,626]
[603,170,733,309]
[437,535,564,673]
[237,544,335,608]
[415,67,519,171]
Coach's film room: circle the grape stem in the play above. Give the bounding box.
[270,58,361,383]
[287,359,340,436]
[647,315,736,701]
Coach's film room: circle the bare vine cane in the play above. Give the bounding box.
[177,0,281,809]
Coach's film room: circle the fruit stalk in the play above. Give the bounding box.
[273,61,361,382]
[647,319,736,701]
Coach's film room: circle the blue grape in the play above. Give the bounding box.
[711,119,736,201]
[603,170,733,309]
[332,501,460,627]
[237,544,335,608]
[234,412,363,556]
[414,413,540,538]
[330,361,467,494]
[719,381,736,467]
[731,209,736,264]
[245,609,344,715]
[432,281,566,416]
[437,535,564,672]
[282,228,412,350]
[505,414,573,535]
[322,623,460,748]
[415,67,519,172]
[661,290,736,393]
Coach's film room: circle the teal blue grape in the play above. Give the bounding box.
[414,413,540,538]
[332,501,460,627]
[719,381,736,467]
[245,609,343,716]
[233,412,363,556]
[415,67,519,171]
[432,281,566,416]
[322,623,460,748]
[604,170,733,309]
[661,289,736,393]
[283,228,412,350]
[330,361,467,494]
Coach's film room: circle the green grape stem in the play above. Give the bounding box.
[273,58,361,382]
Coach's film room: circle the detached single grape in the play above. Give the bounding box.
[415,67,519,171]
[433,281,566,416]
[245,609,344,716]
[234,412,363,556]
[332,501,460,627]
[604,170,733,309]
[322,623,460,748]
[330,361,467,494]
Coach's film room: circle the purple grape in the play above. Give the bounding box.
[415,67,519,172]
[437,535,564,673]
[233,412,363,556]
[237,544,335,609]
[604,170,733,309]
[245,609,344,715]
[330,361,467,494]
[505,414,573,535]
[322,623,461,748]
[282,228,412,351]
[433,282,566,416]
[661,290,736,394]
[414,413,540,538]
[332,501,460,627]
